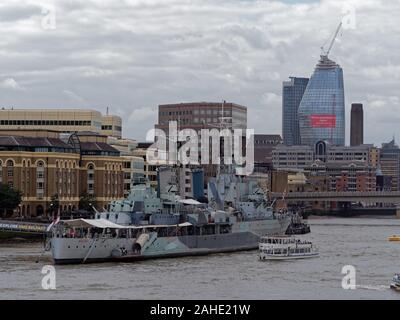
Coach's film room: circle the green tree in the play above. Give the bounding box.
[79,192,97,212]
[0,184,22,218]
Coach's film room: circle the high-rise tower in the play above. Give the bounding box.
[282,77,309,145]
[298,56,345,146]
[298,23,345,146]
[350,103,364,146]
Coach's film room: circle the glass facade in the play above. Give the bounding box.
[298,55,345,146]
[282,77,309,145]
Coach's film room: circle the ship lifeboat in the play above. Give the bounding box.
[388,235,400,242]
[133,233,150,253]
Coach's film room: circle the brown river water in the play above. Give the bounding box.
[1,218,400,300]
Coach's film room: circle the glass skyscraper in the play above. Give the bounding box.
[282,77,309,145]
[298,55,345,146]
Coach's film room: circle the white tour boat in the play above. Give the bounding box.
[259,236,319,260]
[390,274,400,292]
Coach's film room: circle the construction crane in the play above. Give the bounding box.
[321,22,342,57]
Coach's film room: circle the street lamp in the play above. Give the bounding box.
[49,203,54,220]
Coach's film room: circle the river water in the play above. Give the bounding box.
[1,217,400,300]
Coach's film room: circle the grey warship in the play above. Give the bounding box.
[50,170,292,264]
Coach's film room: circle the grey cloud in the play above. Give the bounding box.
[0,0,399,145]
[0,3,42,23]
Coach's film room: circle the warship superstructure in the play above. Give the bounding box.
[51,169,292,264]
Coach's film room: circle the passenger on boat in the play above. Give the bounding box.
[68,228,76,238]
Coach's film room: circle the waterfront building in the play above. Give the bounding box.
[132,142,160,188]
[254,134,282,173]
[0,129,124,217]
[369,147,380,168]
[304,160,376,192]
[298,55,345,146]
[269,170,289,193]
[380,139,400,191]
[376,166,393,191]
[316,141,379,168]
[273,141,378,192]
[273,141,378,171]
[287,172,308,192]
[107,137,138,155]
[272,145,314,170]
[350,103,364,146]
[122,156,145,197]
[106,137,145,196]
[282,77,309,146]
[0,108,122,138]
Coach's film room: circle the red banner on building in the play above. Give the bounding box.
[310,115,336,128]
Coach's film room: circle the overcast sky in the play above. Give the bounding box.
[0,0,399,145]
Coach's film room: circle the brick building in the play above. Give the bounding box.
[0,129,124,217]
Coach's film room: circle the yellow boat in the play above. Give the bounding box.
[388,235,400,242]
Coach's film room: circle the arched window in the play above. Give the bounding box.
[37,160,45,167]
[7,160,14,178]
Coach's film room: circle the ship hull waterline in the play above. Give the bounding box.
[53,244,258,265]
[51,219,291,265]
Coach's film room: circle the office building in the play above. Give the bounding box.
[0,109,122,138]
[273,141,378,171]
[304,161,376,192]
[156,102,247,183]
[282,77,309,145]
[132,142,162,188]
[380,139,400,191]
[156,102,247,134]
[272,145,314,170]
[298,55,345,146]
[254,134,282,173]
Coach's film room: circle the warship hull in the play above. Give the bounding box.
[52,218,291,265]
